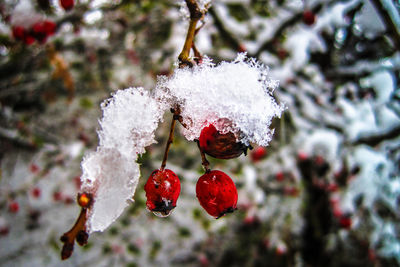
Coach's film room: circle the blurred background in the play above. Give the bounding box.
[0,0,399,266]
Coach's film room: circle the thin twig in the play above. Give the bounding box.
[178,0,204,66]
[160,111,178,170]
[208,7,244,52]
[254,2,326,57]
[352,124,400,146]
[196,140,210,172]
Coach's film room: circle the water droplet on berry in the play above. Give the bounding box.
[152,210,172,218]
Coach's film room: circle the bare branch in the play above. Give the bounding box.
[369,0,400,48]
[352,124,400,146]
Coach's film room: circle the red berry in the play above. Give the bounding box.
[277,48,288,60]
[238,44,247,53]
[43,20,56,36]
[284,186,299,197]
[276,243,287,255]
[333,207,342,218]
[32,21,48,43]
[144,169,181,217]
[8,201,19,213]
[275,172,285,182]
[326,183,338,192]
[297,151,308,161]
[314,155,325,165]
[12,25,34,45]
[339,215,352,229]
[30,163,39,174]
[32,187,41,198]
[64,196,74,205]
[368,249,376,262]
[198,253,209,267]
[23,33,35,45]
[60,0,74,11]
[0,226,9,236]
[250,146,267,162]
[199,124,247,159]
[74,176,82,189]
[12,25,26,40]
[302,10,316,26]
[196,170,238,218]
[53,191,63,201]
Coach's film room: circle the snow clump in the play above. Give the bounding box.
[155,53,284,146]
[80,88,165,232]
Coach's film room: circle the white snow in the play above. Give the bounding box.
[81,148,140,232]
[98,88,164,157]
[80,87,165,232]
[155,53,284,146]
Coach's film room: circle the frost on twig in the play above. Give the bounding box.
[155,53,284,146]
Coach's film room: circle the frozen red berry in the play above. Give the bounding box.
[196,170,238,218]
[144,169,181,217]
[0,226,9,236]
[284,186,299,197]
[30,163,39,174]
[250,146,267,162]
[23,33,35,45]
[64,196,74,205]
[60,0,74,11]
[275,172,285,182]
[276,243,287,255]
[8,201,19,213]
[32,21,48,43]
[297,151,308,161]
[199,124,247,159]
[43,20,56,36]
[53,191,63,201]
[12,25,26,40]
[32,187,41,198]
[339,215,352,229]
[237,44,247,53]
[302,10,316,26]
[12,25,35,45]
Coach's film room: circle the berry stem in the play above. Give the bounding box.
[160,110,178,170]
[196,140,210,172]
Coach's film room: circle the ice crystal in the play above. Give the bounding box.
[80,88,164,232]
[155,53,284,146]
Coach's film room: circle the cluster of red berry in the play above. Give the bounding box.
[145,124,247,218]
[60,0,74,11]
[12,20,56,45]
[302,10,316,26]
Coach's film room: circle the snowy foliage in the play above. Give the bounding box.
[155,54,284,146]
